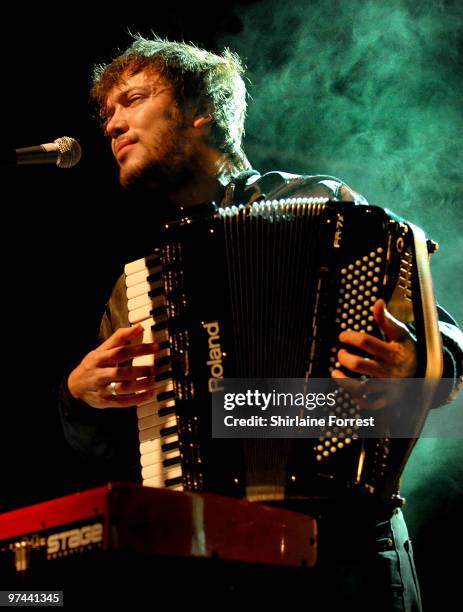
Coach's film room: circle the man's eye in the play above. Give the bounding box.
[128,95,143,106]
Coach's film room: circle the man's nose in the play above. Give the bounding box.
[106,107,129,139]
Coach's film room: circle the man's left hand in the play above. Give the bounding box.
[331,299,417,410]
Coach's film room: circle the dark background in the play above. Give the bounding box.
[0,2,261,506]
[0,2,461,609]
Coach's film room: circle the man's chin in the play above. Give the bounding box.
[120,162,180,196]
[119,164,162,191]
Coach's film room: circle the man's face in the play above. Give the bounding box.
[104,69,196,191]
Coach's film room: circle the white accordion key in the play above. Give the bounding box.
[136,379,174,399]
[128,294,166,325]
[137,398,175,419]
[140,429,179,453]
[140,451,160,468]
[143,467,183,489]
[129,305,170,328]
[140,437,177,457]
[140,435,180,476]
[138,409,176,431]
[142,328,155,343]
[126,266,162,290]
[142,462,181,481]
[132,350,173,370]
[128,285,164,311]
[124,254,160,277]
[140,445,179,467]
[133,354,155,367]
[140,438,162,468]
[142,476,164,488]
[138,415,178,443]
[138,317,169,336]
[127,280,163,303]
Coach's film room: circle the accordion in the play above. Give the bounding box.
[124,197,442,504]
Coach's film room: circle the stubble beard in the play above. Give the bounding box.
[119,121,196,196]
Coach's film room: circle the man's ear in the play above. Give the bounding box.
[193,113,213,129]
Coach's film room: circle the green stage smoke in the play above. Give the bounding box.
[221,0,463,322]
[219,5,462,601]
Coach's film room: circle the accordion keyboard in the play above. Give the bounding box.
[125,254,183,490]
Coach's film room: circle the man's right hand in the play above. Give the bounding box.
[67,324,157,409]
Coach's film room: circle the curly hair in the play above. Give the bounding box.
[92,35,250,170]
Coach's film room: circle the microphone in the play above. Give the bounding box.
[3,136,82,168]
